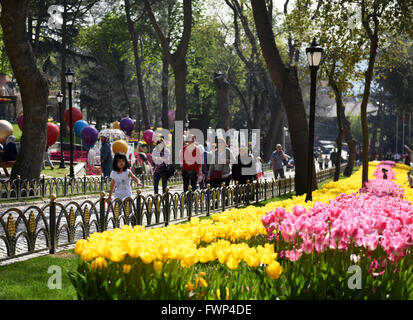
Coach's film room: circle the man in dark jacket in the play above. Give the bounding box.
[100,135,112,178]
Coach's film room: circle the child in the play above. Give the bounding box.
[256,156,264,182]
[382,168,388,180]
[108,152,142,201]
[408,171,413,188]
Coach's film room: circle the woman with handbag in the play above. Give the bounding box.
[152,137,171,194]
[207,138,236,189]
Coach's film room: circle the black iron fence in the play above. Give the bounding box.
[0,165,345,263]
[0,172,184,200]
[0,163,274,201]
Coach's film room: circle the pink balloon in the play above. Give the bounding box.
[18,114,24,131]
[143,129,154,145]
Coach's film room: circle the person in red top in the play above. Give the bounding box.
[179,134,203,192]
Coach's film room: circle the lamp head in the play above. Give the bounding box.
[306,38,323,68]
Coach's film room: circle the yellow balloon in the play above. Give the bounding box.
[112,140,128,154]
[0,120,13,144]
[113,121,120,129]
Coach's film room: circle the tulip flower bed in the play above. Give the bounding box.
[70,161,413,299]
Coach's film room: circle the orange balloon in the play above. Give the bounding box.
[112,140,128,154]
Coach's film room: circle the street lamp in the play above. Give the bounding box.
[56,91,66,169]
[305,38,323,202]
[65,68,75,179]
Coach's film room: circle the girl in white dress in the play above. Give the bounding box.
[108,152,142,201]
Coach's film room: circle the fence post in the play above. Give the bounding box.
[235,181,239,208]
[49,194,57,254]
[16,175,21,201]
[264,181,267,201]
[222,182,226,212]
[206,184,211,216]
[187,186,193,221]
[255,181,259,204]
[272,179,274,198]
[164,187,170,226]
[136,190,142,226]
[41,175,46,198]
[83,174,87,194]
[246,180,250,206]
[99,192,106,232]
[64,175,67,197]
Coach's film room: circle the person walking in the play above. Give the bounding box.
[256,156,264,182]
[100,135,112,179]
[179,134,203,192]
[232,147,255,185]
[323,155,329,169]
[317,153,324,170]
[269,144,286,180]
[207,138,236,188]
[108,152,142,202]
[42,145,54,170]
[152,137,171,194]
[404,145,412,167]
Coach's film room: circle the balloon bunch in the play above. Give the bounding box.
[19,108,99,149]
[17,115,59,147]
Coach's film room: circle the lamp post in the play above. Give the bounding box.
[305,38,323,202]
[65,68,75,179]
[56,91,66,169]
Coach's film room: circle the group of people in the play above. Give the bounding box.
[154,134,263,194]
[98,133,294,201]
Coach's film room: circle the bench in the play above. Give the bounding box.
[0,161,15,176]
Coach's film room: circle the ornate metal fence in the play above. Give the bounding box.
[0,164,345,263]
[0,164,274,200]
[0,172,184,200]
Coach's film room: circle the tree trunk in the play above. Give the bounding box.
[343,114,357,177]
[330,80,344,181]
[125,0,150,128]
[369,105,382,161]
[213,71,231,130]
[143,0,192,122]
[360,2,380,185]
[60,0,68,137]
[161,56,169,129]
[250,0,316,195]
[173,61,188,123]
[1,0,49,179]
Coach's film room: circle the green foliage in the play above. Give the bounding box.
[0,27,12,76]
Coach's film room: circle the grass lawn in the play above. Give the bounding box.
[41,166,70,178]
[11,123,22,142]
[0,250,80,300]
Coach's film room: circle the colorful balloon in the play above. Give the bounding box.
[143,129,154,145]
[112,140,128,154]
[64,107,83,127]
[168,110,175,124]
[120,117,135,135]
[81,126,98,148]
[74,120,88,137]
[0,120,13,144]
[18,114,24,131]
[46,122,60,147]
[112,121,120,129]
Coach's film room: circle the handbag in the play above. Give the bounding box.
[211,170,222,179]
